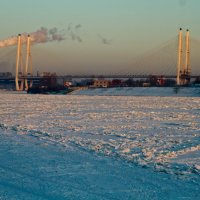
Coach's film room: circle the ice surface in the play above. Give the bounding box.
[0,90,200,199]
[72,87,200,97]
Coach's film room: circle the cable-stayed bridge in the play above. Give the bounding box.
[0,29,200,90]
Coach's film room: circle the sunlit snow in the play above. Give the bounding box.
[0,89,200,199]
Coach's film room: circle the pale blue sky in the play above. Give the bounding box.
[0,0,199,74]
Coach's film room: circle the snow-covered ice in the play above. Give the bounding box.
[0,89,200,199]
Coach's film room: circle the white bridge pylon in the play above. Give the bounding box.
[15,34,33,91]
[176,28,191,85]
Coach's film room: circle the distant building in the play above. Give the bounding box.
[0,72,12,78]
[37,72,57,87]
[111,79,124,87]
[64,81,72,87]
[157,76,165,86]
[148,75,166,86]
[143,83,150,87]
[93,79,111,88]
[39,72,57,77]
[0,72,14,89]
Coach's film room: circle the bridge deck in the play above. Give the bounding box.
[0,75,200,81]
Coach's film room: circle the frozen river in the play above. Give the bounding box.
[0,90,200,199]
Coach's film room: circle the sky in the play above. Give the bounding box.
[0,0,200,75]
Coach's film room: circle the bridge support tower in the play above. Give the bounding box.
[176,28,191,86]
[15,34,33,91]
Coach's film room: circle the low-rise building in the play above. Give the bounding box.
[93,79,111,88]
[0,72,12,78]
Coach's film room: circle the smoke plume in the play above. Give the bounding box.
[179,0,187,7]
[0,27,66,48]
[0,36,18,48]
[98,34,112,45]
[67,24,83,43]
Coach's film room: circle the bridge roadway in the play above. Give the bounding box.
[0,74,200,81]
